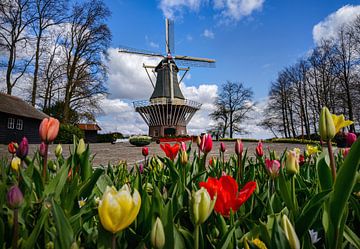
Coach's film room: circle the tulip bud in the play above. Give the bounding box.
[55,144,63,157]
[39,142,47,157]
[342,148,350,158]
[346,132,357,147]
[285,150,299,175]
[235,139,243,156]
[39,117,60,143]
[142,146,149,157]
[8,142,17,154]
[200,134,213,154]
[11,157,21,172]
[256,141,264,157]
[7,185,24,209]
[319,107,336,141]
[139,163,144,173]
[196,135,201,148]
[220,142,226,153]
[76,138,86,156]
[281,214,300,249]
[265,159,280,178]
[191,187,216,225]
[151,217,165,249]
[180,150,188,165]
[16,137,28,159]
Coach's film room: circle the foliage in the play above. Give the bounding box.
[55,124,84,144]
[97,132,124,143]
[1,133,359,248]
[129,136,152,146]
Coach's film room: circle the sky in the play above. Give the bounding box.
[96,0,360,138]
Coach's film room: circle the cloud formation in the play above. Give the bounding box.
[313,5,360,44]
[203,29,215,39]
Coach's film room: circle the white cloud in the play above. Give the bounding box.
[203,29,215,39]
[159,0,204,19]
[313,5,360,44]
[214,0,264,22]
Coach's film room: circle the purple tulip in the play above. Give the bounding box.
[16,137,28,159]
[139,163,144,174]
[7,185,24,209]
[39,142,46,157]
[220,142,226,153]
[346,132,357,147]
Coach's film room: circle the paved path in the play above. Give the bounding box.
[0,141,307,166]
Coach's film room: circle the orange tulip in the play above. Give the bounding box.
[39,117,60,143]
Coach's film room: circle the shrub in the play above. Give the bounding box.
[129,135,152,146]
[97,132,124,143]
[55,124,84,144]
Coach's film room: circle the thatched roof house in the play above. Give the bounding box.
[0,93,48,144]
[77,123,101,143]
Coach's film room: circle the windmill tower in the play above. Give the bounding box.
[119,19,215,137]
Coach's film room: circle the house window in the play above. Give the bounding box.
[16,119,23,130]
[7,118,15,129]
[154,129,159,137]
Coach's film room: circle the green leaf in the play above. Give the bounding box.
[80,145,92,181]
[22,208,50,249]
[344,225,360,249]
[316,156,333,191]
[52,199,74,249]
[43,164,69,200]
[216,226,235,249]
[295,189,331,238]
[79,168,104,198]
[270,217,291,249]
[277,173,295,212]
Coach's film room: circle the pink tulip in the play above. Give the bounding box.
[256,141,264,157]
[39,142,47,157]
[39,117,60,143]
[16,137,28,159]
[235,139,243,156]
[346,132,357,147]
[200,134,212,154]
[220,142,226,153]
[180,141,186,152]
[265,159,281,178]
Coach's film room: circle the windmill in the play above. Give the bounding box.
[119,19,215,137]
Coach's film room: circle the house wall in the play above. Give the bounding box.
[0,112,42,144]
[84,130,98,143]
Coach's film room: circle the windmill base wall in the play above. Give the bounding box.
[149,125,187,137]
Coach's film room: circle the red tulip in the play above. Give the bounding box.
[8,142,17,154]
[142,147,149,157]
[346,132,357,147]
[342,148,350,158]
[200,134,213,154]
[255,141,263,157]
[160,143,180,161]
[235,139,243,156]
[220,142,226,153]
[39,117,60,143]
[299,154,305,166]
[199,175,256,216]
[265,159,280,178]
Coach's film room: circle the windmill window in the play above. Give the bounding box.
[7,118,15,129]
[16,119,23,130]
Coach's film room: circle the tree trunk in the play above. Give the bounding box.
[32,28,43,106]
[6,46,15,95]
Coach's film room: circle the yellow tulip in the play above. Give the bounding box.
[306,145,319,156]
[285,150,299,175]
[98,185,141,233]
[11,157,21,172]
[319,107,336,140]
[191,187,216,225]
[331,114,353,134]
[76,139,86,156]
[252,238,268,249]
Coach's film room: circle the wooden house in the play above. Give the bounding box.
[0,93,48,144]
[77,123,101,143]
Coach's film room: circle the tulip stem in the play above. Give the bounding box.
[42,143,48,179]
[12,208,19,249]
[112,234,116,249]
[194,225,199,249]
[327,140,336,181]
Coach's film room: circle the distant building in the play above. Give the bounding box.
[77,123,101,143]
[0,93,48,144]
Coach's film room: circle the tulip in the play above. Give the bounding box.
[256,141,264,157]
[8,142,17,154]
[285,150,299,175]
[244,238,268,249]
[142,147,149,157]
[39,142,47,157]
[199,176,256,216]
[180,149,188,165]
[299,154,305,166]
[16,137,28,159]
[342,148,350,158]
[55,144,63,157]
[151,217,165,249]
[39,117,60,143]
[281,214,300,249]
[346,132,357,147]
[139,163,144,173]
[200,134,212,154]
[191,187,216,225]
[160,143,180,161]
[98,185,141,234]
[209,156,217,167]
[332,113,353,134]
[220,142,226,153]
[196,135,202,148]
[306,144,319,156]
[11,157,21,172]
[7,185,24,209]
[319,107,336,141]
[308,229,321,245]
[77,138,86,156]
[235,139,243,156]
[265,159,281,178]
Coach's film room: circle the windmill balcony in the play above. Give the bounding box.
[133,98,201,109]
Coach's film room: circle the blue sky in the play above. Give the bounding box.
[95,0,360,137]
[103,0,359,99]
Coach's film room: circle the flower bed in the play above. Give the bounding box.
[158,137,192,143]
[1,109,360,249]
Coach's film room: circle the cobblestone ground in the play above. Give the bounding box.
[0,141,308,167]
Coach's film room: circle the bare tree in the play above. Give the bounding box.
[0,0,35,94]
[211,81,254,138]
